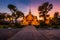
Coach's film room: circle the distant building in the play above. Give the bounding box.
[20,9,40,26]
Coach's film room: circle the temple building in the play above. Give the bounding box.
[20,9,40,26]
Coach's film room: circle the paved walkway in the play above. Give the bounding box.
[8,25,49,40]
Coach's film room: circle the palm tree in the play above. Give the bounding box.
[38,2,53,22]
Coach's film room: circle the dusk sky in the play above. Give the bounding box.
[0,0,60,17]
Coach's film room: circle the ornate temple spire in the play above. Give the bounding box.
[29,9,31,14]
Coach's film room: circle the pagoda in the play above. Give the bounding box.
[21,9,40,26]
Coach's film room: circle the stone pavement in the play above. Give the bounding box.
[0,26,60,40]
[8,25,49,40]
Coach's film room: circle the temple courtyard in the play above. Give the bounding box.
[0,25,60,40]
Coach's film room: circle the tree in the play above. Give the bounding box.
[8,4,24,27]
[8,4,24,19]
[54,12,59,20]
[53,12,59,28]
[16,11,24,18]
[8,4,24,18]
[38,2,53,23]
[8,4,17,12]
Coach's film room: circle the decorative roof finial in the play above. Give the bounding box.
[29,8,31,14]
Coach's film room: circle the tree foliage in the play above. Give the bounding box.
[8,4,24,18]
[38,2,53,21]
[8,4,17,11]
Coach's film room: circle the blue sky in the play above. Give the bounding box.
[0,0,60,16]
